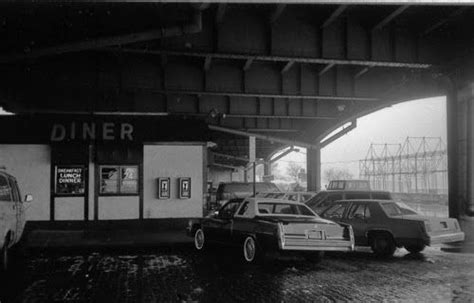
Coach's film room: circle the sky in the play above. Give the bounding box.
[274,96,447,185]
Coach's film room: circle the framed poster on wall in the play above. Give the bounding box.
[178,177,191,199]
[158,177,170,199]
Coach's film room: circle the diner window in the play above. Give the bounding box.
[100,165,139,194]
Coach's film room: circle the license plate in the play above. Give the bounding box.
[308,231,322,239]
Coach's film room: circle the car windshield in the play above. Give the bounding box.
[257,202,317,217]
[381,202,404,216]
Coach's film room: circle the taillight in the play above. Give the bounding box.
[454,220,460,231]
[419,221,430,234]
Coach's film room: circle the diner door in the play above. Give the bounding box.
[51,144,89,221]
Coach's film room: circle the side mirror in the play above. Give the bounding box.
[24,194,33,203]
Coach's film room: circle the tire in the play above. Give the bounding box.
[194,228,206,251]
[370,233,396,257]
[405,244,425,254]
[304,251,324,263]
[243,236,260,264]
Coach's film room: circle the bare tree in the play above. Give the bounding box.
[286,161,304,182]
[323,167,354,185]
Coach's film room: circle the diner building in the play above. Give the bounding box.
[0,114,210,227]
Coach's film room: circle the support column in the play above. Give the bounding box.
[448,81,474,218]
[306,145,321,192]
[263,161,271,176]
[467,84,474,215]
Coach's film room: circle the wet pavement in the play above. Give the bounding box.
[0,245,473,303]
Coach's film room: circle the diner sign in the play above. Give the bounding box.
[50,122,134,142]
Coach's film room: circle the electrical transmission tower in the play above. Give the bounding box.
[359,137,447,194]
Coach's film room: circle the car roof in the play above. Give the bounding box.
[329,199,395,203]
[247,197,308,205]
[319,190,391,194]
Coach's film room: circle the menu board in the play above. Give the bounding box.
[56,166,85,195]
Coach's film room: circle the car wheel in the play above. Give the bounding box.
[243,236,259,263]
[194,228,206,251]
[405,244,425,254]
[304,251,324,263]
[371,233,396,257]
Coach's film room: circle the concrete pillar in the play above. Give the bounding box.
[306,145,321,192]
[467,84,474,215]
[448,81,474,218]
[263,161,271,176]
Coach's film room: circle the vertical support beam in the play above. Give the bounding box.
[447,79,459,218]
[467,84,474,215]
[264,161,271,176]
[307,145,321,191]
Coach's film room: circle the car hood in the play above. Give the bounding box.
[255,216,337,225]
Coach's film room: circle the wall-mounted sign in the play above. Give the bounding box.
[55,166,85,195]
[158,177,170,199]
[179,177,191,199]
[50,122,134,142]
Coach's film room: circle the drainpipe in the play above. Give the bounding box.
[0,7,205,64]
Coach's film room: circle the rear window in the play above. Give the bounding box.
[381,202,403,216]
[346,193,370,199]
[258,202,316,216]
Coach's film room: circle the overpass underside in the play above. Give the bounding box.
[0,3,472,217]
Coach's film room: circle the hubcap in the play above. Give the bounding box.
[243,237,256,262]
[194,229,204,250]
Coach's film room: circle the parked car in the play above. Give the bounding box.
[305,189,392,214]
[255,191,317,203]
[318,199,465,256]
[0,169,32,271]
[186,198,354,263]
[215,182,280,207]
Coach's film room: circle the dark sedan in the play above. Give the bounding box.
[186,198,354,263]
[319,199,465,256]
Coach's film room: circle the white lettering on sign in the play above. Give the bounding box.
[57,168,83,184]
[50,122,134,142]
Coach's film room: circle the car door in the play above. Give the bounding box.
[206,200,239,244]
[343,202,371,246]
[0,173,15,245]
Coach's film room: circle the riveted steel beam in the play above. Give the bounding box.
[0,12,204,64]
[319,63,335,76]
[321,5,348,29]
[104,48,433,69]
[281,60,295,74]
[372,5,410,32]
[243,58,254,71]
[269,4,286,24]
[155,88,378,102]
[204,55,212,71]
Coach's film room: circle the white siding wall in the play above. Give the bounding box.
[143,145,204,218]
[55,197,83,220]
[0,145,50,221]
[98,196,139,220]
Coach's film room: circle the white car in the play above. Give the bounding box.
[0,169,32,271]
